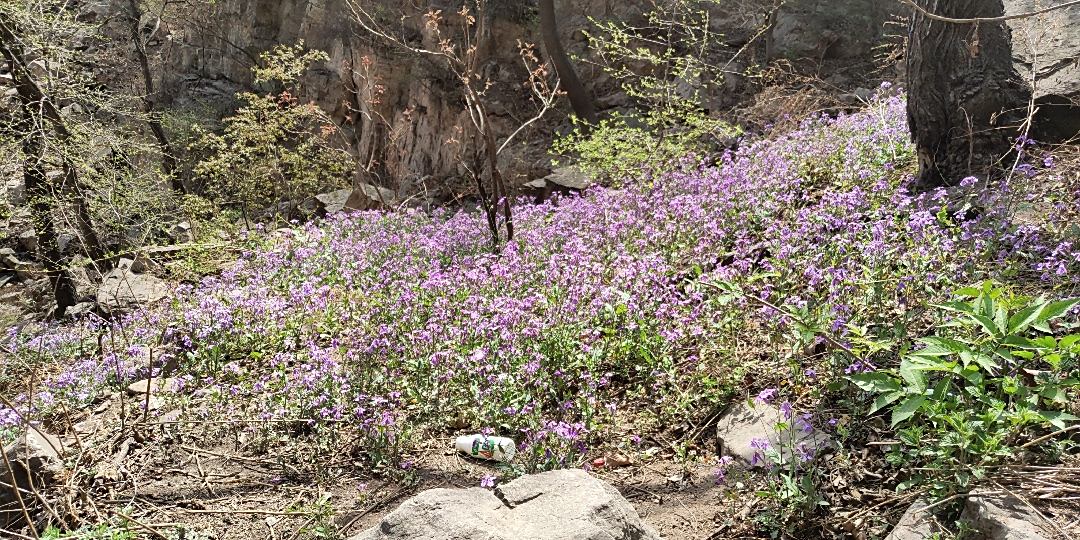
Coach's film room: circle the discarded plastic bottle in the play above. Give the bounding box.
[455,434,516,462]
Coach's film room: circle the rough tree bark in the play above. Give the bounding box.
[906,0,1031,191]
[538,0,597,124]
[0,16,78,316]
[126,0,183,193]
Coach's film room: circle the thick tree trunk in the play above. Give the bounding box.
[906,0,1030,191]
[0,20,78,316]
[538,0,597,124]
[126,0,183,192]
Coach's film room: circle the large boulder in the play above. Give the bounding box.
[1,430,66,528]
[96,258,169,313]
[351,469,660,540]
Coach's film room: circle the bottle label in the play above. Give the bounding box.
[472,438,496,459]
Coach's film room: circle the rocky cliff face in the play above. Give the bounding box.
[153,0,642,199]
[1006,0,1080,140]
[146,0,1078,197]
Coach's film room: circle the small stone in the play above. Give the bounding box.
[16,229,36,253]
[715,401,833,467]
[1,430,66,528]
[64,301,97,319]
[125,377,180,396]
[170,221,194,243]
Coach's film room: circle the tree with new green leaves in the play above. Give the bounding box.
[190,43,354,220]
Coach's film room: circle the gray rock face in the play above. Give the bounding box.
[1006,0,1080,140]
[767,0,905,60]
[715,402,833,466]
[886,500,934,540]
[962,491,1050,540]
[352,469,660,540]
[1,430,66,528]
[96,258,170,313]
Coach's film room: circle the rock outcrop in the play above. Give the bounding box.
[767,0,906,60]
[1006,0,1080,140]
[1,430,66,528]
[351,469,660,540]
[96,258,169,313]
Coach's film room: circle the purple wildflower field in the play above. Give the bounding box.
[4,90,1078,474]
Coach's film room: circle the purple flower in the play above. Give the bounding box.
[714,455,735,484]
[480,475,496,488]
[749,437,771,467]
[779,401,793,420]
[755,388,778,406]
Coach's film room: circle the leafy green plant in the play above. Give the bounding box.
[42,524,135,540]
[189,42,353,220]
[554,0,741,182]
[850,282,1080,496]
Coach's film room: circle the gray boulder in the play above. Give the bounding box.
[885,500,934,540]
[315,184,398,215]
[767,0,905,60]
[96,258,169,313]
[715,402,833,466]
[1,430,66,528]
[351,469,659,540]
[962,491,1050,540]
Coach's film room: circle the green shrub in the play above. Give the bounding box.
[554,0,741,181]
[850,282,1080,497]
[189,42,353,219]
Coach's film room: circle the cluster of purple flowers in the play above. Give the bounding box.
[6,89,1077,471]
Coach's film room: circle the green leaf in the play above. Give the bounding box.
[891,395,926,427]
[967,312,1002,338]
[899,358,927,391]
[1002,335,1035,348]
[917,336,968,355]
[932,301,974,315]
[1038,411,1080,431]
[954,286,982,298]
[1007,301,1047,334]
[971,352,1000,375]
[870,391,904,414]
[994,304,1009,337]
[1037,298,1080,323]
[1040,386,1067,404]
[1060,334,1080,350]
[848,372,902,394]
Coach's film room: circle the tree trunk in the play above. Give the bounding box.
[906,0,1030,191]
[0,12,106,267]
[0,20,78,316]
[126,0,183,192]
[538,0,597,124]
